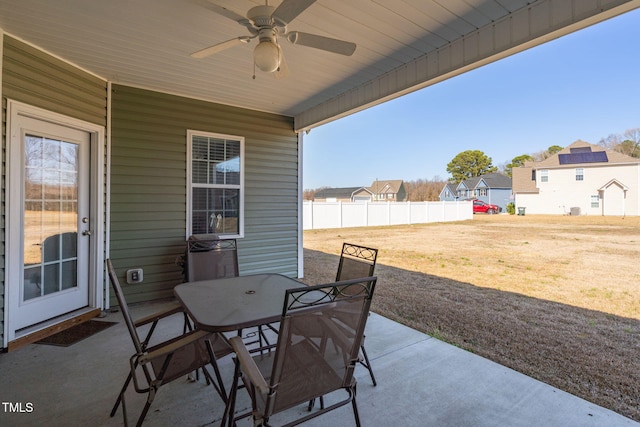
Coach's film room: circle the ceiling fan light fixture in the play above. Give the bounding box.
[253,39,280,73]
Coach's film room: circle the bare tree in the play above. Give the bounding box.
[622,128,640,157]
[599,128,640,158]
[598,133,622,150]
[303,188,316,200]
[405,177,448,201]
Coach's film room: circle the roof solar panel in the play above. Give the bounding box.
[569,147,592,154]
[558,152,608,164]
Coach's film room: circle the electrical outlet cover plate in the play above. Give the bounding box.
[126,268,143,284]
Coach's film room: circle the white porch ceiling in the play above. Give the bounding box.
[1,0,639,131]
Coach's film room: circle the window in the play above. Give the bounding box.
[187,131,244,238]
[576,168,584,181]
[540,169,549,182]
[591,195,600,208]
[478,188,487,196]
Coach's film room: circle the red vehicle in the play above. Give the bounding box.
[470,199,501,214]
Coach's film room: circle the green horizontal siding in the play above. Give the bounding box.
[2,37,106,125]
[1,36,107,347]
[110,84,298,304]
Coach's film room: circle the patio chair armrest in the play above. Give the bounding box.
[134,302,185,327]
[139,330,209,364]
[229,336,270,396]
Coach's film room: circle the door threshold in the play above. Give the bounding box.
[7,307,101,352]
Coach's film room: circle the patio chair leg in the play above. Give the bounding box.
[121,391,129,427]
[351,396,361,427]
[359,344,377,386]
[222,359,242,427]
[135,395,154,427]
[205,340,228,402]
[111,371,134,417]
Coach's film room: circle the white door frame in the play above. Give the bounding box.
[4,100,105,345]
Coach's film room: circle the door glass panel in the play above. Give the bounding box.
[23,135,79,302]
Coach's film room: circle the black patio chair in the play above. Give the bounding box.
[185,235,274,347]
[185,235,239,282]
[107,259,232,427]
[335,242,379,385]
[223,276,377,427]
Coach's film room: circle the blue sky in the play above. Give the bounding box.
[302,8,640,190]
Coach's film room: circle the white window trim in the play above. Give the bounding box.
[186,130,245,239]
[540,169,549,183]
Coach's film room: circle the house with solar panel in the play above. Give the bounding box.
[512,140,640,216]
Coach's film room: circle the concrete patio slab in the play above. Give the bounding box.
[0,301,636,427]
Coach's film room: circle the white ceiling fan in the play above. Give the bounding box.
[191,0,356,77]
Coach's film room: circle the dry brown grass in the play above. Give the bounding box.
[302,214,640,421]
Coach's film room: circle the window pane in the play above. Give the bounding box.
[24,266,41,301]
[61,260,78,290]
[191,188,239,235]
[225,142,241,185]
[25,135,43,167]
[192,136,209,159]
[192,160,208,184]
[192,136,209,184]
[43,263,60,296]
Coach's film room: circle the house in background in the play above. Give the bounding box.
[369,180,407,202]
[439,183,458,201]
[440,173,512,211]
[313,187,373,202]
[512,141,640,216]
[314,180,405,202]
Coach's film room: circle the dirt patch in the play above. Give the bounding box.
[302,214,640,421]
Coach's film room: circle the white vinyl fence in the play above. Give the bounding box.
[303,201,472,230]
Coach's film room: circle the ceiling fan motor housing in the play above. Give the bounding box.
[247,5,276,28]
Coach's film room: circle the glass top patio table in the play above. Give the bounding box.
[174,273,304,333]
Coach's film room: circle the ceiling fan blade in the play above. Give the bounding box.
[272,0,316,26]
[287,31,356,56]
[200,0,247,23]
[274,46,290,79]
[191,36,251,59]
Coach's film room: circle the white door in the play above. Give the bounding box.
[603,184,625,216]
[8,115,91,331]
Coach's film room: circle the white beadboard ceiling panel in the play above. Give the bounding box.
[0,0,638,131]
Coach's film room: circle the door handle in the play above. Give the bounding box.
[81,217,91,235]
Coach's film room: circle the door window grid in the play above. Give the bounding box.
[23,135,79,301]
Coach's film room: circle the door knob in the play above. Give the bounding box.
[82,230,92,236]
